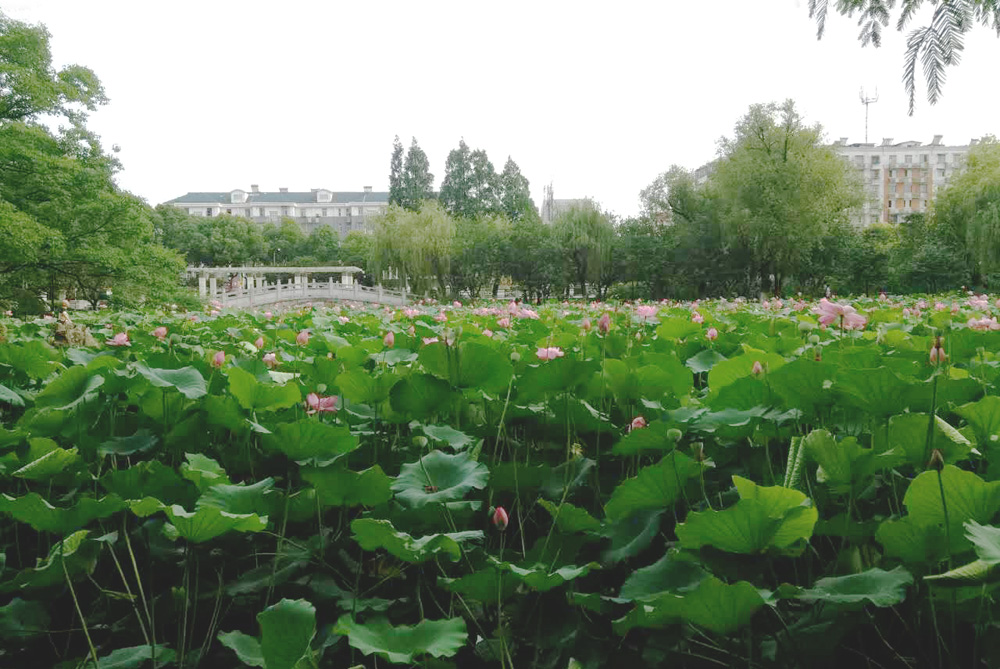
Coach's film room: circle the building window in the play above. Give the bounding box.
[888,200,893,208]
[921,154,929,163]
[205,208,213,217]
[905,155,912,164]
[938,153,946,164]
[854,156,864,166]
[921,183,928,193]
[871,169,879,180]
[872,156,880,165]
[889,155,897,165]
[226,208,232,215]
[937,168,945,178]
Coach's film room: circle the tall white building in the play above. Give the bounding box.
[163,186,388,237]
[833,135,984,226]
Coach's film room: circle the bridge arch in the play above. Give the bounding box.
[186,266,408,308]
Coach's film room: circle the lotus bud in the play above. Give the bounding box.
[630,416,647,431]
[492,506,509,531]
[927,448,945,472]
[383,331,395,348]
[510,351,521,362]
[211,351,225,368]
[706,327,718,341]
[598,313,611,334]
[751,360,764,376]
[296,330,309,346]
[254,336,264,350]
[808,334,821,344]
[413,436,428,448]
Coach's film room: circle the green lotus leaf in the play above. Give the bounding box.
[100,460,195,506]
[1,530,99,592]
[258,599,316,669]
[676,476,818,554]
[923,559,1000,585]
[656,317,702,341]
[392,450,489,508]
[0,493,125,534]
[966,520,1000,563]
[132,363,207,399]
[389,374,452,419]
[130,500,267,543]
[420,423,476,450]
[766,358,839,416]
[335,368,394,405]
[202,395,251,434]
[439,567,517,603]
[877,466,1000,561]
[181,452,232,492]
[302,464,392,507]
[1,340,57,379]
[539,499,601,533]
[263,419,358,462]
[835,367,913,418]
[956,395,1000,446]
[82,645,176,669]
[803,429,899,494]
[419,341,512,392]
[685,349,727,374]
[197,478,275,515]
[333,615,468,664]
[605,451,701,521]
[218,631,264,667]
[707,346,785,394]
[885,413,972,467]
[611,421,682,456]
[227,366,300,412]
[0,597,50,640]
[13,438,79,480]
[602,509,664,564]
[351,518,483,563]
[613,576,765,635]
[98,428,158,457]
[34,365,104,410]
[619,554,708,601]
[489,557,600,592]
[798,567,913,607]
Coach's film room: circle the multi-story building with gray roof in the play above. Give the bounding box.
[163,185,389,236]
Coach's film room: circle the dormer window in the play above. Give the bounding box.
[315,189,333,203]
[231,189,247,204]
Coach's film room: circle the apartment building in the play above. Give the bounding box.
[833,135,983,226]
[163,186,389,236]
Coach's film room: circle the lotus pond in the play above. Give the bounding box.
[4,295,1000,668]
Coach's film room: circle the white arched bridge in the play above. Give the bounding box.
[187,266,408,308]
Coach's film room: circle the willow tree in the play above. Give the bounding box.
[370,201,455,297]
[552,204,614,299]
[934,137,1000,282]
[709,100,864,295]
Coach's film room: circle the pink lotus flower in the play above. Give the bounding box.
[423,337,439,345]
[211,351,226,368]
[497,317,511,328]
[598,313,611,334]
[152,326,168,340]
[106,332,130,347]
[210,309,220,317]
[3,310,12,316]
[263,352,278,368]
[636,305,658,319]
[582,318,592,332]
[338,316,350,324]
[404,308,420,317]
[383,331,395,348]
[492,506,509,531]
[264,311,273,319]
[968,296,990,310]
[407,325,416,336]
[706,327,718,341]
[305,392,338,414]
[434,311,448,323]
[296,330,310,346]
[813,298,867,330]
[968,316,1000,331]
[254,336,264,350]
[483,329,494,338]
[536,347,564,361]
[453,300,462,307]
[935,302,947,311]
[691,311,704,324]
[630,416,647,431]
[752,360,763,376]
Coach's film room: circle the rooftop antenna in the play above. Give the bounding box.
[860,87,878,144]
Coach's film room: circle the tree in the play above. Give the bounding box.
[709,100,865,295]
[498,157,538,222]
[448,214,510,298]
[399,137,434,211]
[807,0,1000,114]
[509,215,562,302]
[388,135,404,206]
[552,205,614,299]
[0,11,107,124]
[370,202,455,297]
[933,136,1000,282]
[439,140,501,219]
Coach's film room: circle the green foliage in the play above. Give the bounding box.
[333,615,467,664]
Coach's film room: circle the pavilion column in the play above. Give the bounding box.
[198,274,207,297]
[208,276,217,299]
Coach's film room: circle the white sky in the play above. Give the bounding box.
[6,0,999,218]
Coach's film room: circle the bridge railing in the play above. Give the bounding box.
[212,278,407,307]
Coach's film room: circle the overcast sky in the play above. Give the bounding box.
[6,0,999,217]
